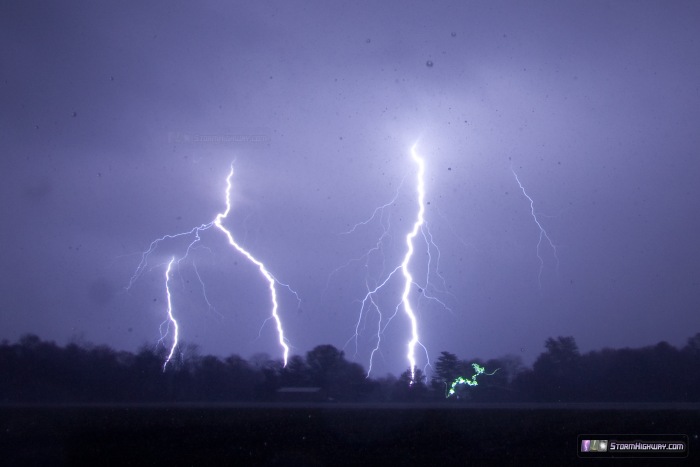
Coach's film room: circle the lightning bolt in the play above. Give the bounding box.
[511,167,559,287]
[128,164,295,369]
[213,165,290,366]
[161,257,178,370]
[401,144,426,381]
[334,144,449,381]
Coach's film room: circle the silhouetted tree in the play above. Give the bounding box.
[366,374,397,402]
[248,354,283,401]
[394,368,429,401]
[280,355,312,387]
[530,336,581,401]
[682,333,700,397]
[306,345,344,385]
[305,345,368,401]
[325,360,368,401]
[463,357,517,402]
[130,345,168,401]
[225,355,259,400]
[430,351,460,396]
[192,355,230,400]
[5,332,700,404]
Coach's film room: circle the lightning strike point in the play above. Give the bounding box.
[162,257,179,371]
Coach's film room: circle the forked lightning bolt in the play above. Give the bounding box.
[213,166,290,366]
[511,167,559,287]
[128,164,294,369]
[335,144,451,381]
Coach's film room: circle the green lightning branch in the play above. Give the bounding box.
[446,363,500,398]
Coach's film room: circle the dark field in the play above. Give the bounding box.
[1,404,699,466]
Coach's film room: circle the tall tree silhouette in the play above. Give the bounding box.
[530,336,581,401]
[305,345,367,401]
[395,368,429,401]
[430,351,460,396]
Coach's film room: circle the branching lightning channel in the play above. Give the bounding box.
[128,164,295,369]
[446,363,500,398]
[333,144,449,380]
[401,144,426,381]
[511,167,559,287]
[213,165,290,366]
[323,176,405,303]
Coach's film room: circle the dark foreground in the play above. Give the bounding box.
[1,403,698,466]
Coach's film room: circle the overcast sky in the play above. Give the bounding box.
[2,1,699,376]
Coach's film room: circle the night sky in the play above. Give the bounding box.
[2,1,699,377]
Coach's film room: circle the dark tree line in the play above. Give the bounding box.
[2,333,700,403]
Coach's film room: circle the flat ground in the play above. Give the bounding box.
[1,403,698,465]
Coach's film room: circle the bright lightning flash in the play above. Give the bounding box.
[128,164,294,369]
[214,166,290,366]
[401,144,426,381]
[511,167,559,287]
[161,257,178,370]
[333,144,451,381]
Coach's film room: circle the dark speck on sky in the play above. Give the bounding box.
[1,0,699,377]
